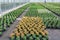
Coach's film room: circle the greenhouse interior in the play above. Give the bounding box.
[0,0,60,40]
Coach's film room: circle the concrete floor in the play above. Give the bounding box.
[47,29,60,40]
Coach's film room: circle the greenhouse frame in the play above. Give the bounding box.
[0,0,60,40]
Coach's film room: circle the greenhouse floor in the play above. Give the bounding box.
[47,29,60,40]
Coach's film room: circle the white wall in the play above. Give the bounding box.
[0,0,60,3]
[30,0,60,2]
[0,0,28,3]
[30,0,46,2]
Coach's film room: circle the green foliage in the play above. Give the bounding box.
[25,3,60,29]
[0,4,29,36]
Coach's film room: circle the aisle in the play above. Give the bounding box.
[0,7,29,40]
[47,29,60,40]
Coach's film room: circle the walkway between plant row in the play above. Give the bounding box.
[47,29,60,40]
